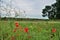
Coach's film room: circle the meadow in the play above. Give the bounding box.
[0,20,60,40]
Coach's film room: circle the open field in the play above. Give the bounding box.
[0,20,60,40]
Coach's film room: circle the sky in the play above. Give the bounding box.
[1,0,56,19]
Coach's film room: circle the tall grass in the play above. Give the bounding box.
[0,21,60,40]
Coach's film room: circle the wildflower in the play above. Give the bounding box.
[52,28,56,33]
[15,22,19,27]
[13,30,16,32]
[24,27,29,33]
[16,24,19,27]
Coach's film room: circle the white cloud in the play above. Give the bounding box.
[13,0,34,14]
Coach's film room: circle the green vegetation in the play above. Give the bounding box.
[0,20,60,40]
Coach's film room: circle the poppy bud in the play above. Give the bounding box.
[28,36,32,39]
[13,28,17,32]
[52,28,56,33]
[11,36,15,40]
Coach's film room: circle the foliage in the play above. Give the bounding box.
[42,0,60,19]
[56,0,60,19]
[42,3,57,19]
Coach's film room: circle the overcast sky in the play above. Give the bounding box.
[2,0,56,19]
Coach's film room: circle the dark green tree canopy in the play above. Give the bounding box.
[45,6,51,10]
[42,0,60,19]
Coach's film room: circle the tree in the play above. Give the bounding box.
[42,9,47,17]
[56,0,60,19]
[42,4,57,19]
[51,3,57,19]
[42,5,53,19]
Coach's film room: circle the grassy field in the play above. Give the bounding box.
[0,20,60,40]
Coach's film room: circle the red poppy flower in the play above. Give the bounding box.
[52,28,56,33]
[15,22,19,27]
[16,24,19,27]
[24,27,29,33]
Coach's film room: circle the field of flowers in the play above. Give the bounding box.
[0,20,60,40]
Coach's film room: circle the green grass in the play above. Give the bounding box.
[0,20,60,40]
